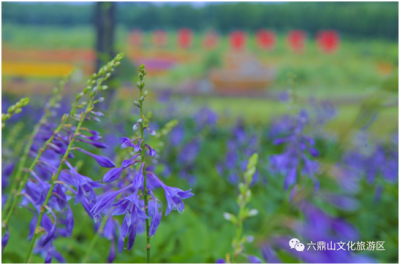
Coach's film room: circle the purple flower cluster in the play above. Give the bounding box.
[262,201,375,263]
[269,110,320,190]
[20,119,114,262]
[216,122,260,185]
[194,107,219,129]
[91,127,194,253]
[336,132,398,200]
[87,65,194,261]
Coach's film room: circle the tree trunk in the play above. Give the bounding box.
[94,2,116,108]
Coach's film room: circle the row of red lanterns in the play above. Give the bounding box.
[129,29,340,53]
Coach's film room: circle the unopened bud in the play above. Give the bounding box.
[223,212,233,221]
[248,209,258,217]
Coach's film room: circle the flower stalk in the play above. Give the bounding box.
[222,153,259,263]
[24,53,123,263]
[2,73,73,226]
[137,64,151,263]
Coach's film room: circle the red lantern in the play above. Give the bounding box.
[128,29,143,46]
[317,30,339,53]
[256,30,275,50]
[152,30,168,48]
[230,31,246,51]
[203,31,218,50]
[287,30,306,53]
[177,28,193,49]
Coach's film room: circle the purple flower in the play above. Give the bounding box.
[195,107,218,129]
[65,162,104,205]
[76,148,115,168]
[111,190,148,251]
[133,163,145,190]
[144,127,157,136]
[148,172,194,216]
[121,154,141,168]
[102,216,123,263]
[261,243,281,263]
[77,138,108,149]
[269,111,320,190]
[178,139,200,164]
[248,255,263,263]
[120,137,142,152]
[39,207,57,248]
[169,124,185,146]
[145,144,156,157]
[2,228,9,251]
[148,190,162,237]
[103,167,125,183]
[91,185,132,217]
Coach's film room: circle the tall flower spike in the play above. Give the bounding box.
[23,53,124,263]
[3,73,73,231]
[220,153,259,262]
[89,64,194,262]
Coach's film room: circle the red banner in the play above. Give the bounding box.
[287,30,306,53]
[317,30,339,53]
[256,30,275,50]
[178,28,193,49]
[230,31,246,51]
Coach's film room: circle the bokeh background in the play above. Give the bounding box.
[2,1,398,263]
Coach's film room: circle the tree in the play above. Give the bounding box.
[94,2,117,108]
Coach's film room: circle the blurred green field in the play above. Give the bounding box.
[2,23,398,138]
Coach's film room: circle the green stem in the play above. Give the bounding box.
[3,91,80,228]
[82,214,109,262]
[2,75,72,226]
[3,120,42,216]
[24,97,94,263]
[139,89,150,263]
[233,205,244,263]
[3,121,68,228]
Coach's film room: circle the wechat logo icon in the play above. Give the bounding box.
[289,238,305,252]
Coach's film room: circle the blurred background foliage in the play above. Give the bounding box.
[2,2,398,40]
